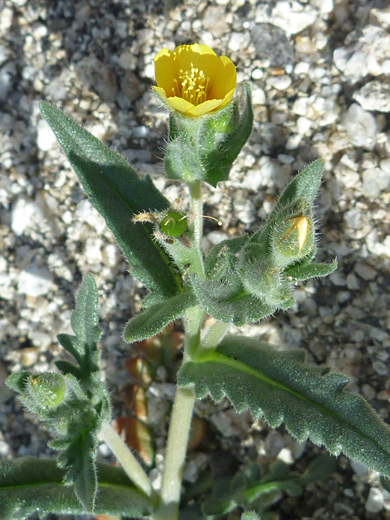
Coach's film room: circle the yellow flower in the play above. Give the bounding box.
[153,43,237,117]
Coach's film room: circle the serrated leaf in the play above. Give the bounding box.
[123,291,198,343]
[179,335,390,476]
[55,360,82,378]
[58,432,97,511]
[285,259,338,281]
[40,101,180,299]
[0,457,153,520]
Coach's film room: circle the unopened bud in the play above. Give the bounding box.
[271,215,314,268]
[27,373,67,409]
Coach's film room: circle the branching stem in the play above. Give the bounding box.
[100,422,152,498]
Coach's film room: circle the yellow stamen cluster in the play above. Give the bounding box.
[172,65,210,106]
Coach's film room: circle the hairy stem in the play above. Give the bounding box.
[100,422,152,498]
[188,180,205,278]
[153,306,204,520]
[202,320,232,350]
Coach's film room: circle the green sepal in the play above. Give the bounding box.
[123,291,198,343]
[164,85,253,187]
[285,259,338,281]
[6,371,30,394]
[273,158,324,211]
[0,457,153,520]
[190,274,276,326]
[179,335,390,476]
[205,234,248,279]
[40,101,181,299]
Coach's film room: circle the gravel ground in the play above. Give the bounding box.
[1,0,390,519]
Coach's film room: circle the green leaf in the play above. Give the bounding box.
[40,101,180,299]
[57,274,101,375]
[179,335,390,476]
[71,273,101,349]
[57,431,98,511]
[285,259,338,281]
[0,457,153,520]
[123,291,198,343]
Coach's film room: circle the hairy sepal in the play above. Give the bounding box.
[164,84,253,187]
[179,335,390,476]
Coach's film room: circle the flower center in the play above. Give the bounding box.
[172,64,210,105]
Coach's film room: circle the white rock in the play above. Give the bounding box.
[310,0,334,14]
[333,26,390,82]
[11,197,36,236]
[353,81,390,112]
[0,8,13,33]
[365,487,384,514]
[18,265,52,297]
[251,84,266,105]
[255,1,317,35]
[75,200,106,233]
[228,32,250,52]
[341,103,377,150]
[369,8,390,30]
[36,119,57,151]
[362,167,390,199]
[268,75,292,90]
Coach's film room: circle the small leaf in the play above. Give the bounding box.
[285,259,338,281]
[123,291,198,343]
[179,335,390,477]
[71,273,101,349]
[40,101,180,299]
[58,432,98,511]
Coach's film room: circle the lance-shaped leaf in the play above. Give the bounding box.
[284,259,337,281]
[123,291,198,343]
[57,274,101,376]
[179,335,390,476]
[40,101,181,299]
[0,457,153,520]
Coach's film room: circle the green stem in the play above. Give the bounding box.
[100,422,152,498]
[152,307,204,520]
[153,386,196,520]
[188,180,205,278]
[202,320,231,350]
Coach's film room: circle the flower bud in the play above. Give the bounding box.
[27,373,67,409]
[271,215,314,268]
